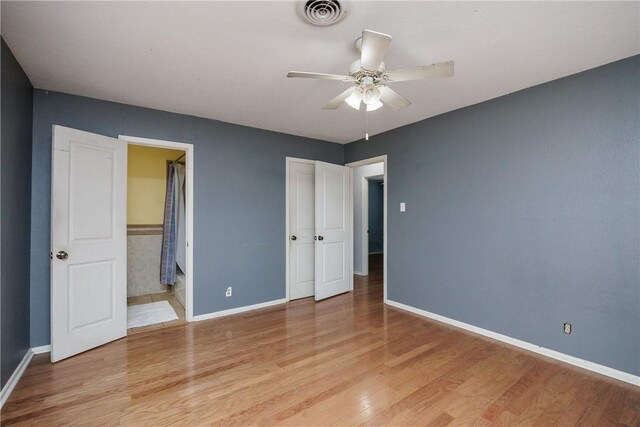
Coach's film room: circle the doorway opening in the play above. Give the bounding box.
[365,175,384,281]
[125,145,186,333]
[347,156,387,302]
[119,135,195,330]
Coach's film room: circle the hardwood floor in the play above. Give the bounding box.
[2,254,639,426]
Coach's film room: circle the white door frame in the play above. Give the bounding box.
[118,135,195,321]
[360,171,384,276]
[346,155,388,302]
[285,157,353,301]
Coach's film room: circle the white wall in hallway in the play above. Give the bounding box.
[352,162,384,275]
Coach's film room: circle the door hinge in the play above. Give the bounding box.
[50,252,53,260]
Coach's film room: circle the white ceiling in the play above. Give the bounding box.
[2,1,638,144]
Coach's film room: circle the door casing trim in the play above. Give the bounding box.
[346,155,388,302]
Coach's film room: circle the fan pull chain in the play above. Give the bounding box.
[365,110,369,141]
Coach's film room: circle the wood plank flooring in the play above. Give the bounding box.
[2,255,639,425]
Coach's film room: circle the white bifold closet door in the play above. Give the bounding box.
[289,160,350,302]
[314,161,350,301]
[50,125,127,362]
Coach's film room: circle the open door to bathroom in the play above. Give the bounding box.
[121,136,194,333]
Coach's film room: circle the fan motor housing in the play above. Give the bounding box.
[297,0,349,26]
[350,60,386,86]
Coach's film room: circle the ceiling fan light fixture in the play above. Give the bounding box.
[366,100,383,111]
[362,85,381,105]
[345,90,362,110]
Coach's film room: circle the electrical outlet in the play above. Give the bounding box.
[563,323,572,334]
[225,287,232,297]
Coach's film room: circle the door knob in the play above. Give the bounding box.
[318,235,324,241]
[56,251,69,260]
[290,235,297,241]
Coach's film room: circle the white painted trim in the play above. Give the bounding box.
[346,155,388,302]
[361,176,369,276]
[118,135,195,322]
[348,168,354,291]
[286,157,317,164]
[192,298,287,322]
[385,299,640,387]
[0,349,34,408]
[346,155,387,169]
[383,160,387,302]
[368,251,384,255]
[354,271,364,276]
[31,345,51,354]
[285,159,290,302]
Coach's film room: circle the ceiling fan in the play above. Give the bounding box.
[287,29,454,112]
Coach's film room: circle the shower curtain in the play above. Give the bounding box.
[160,162,186,285]
[174,164,186,274]
[160,163,178,285]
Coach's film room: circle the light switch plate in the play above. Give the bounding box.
[400,202,406,212]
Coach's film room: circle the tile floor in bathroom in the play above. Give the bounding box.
[127,291,186,334]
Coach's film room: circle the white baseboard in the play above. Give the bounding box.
[31,345,51,354]
[385,299,640,387]
[368,251,383,255]
[0,349,34,408]
[353,270,364,276]
[192,298,287,322]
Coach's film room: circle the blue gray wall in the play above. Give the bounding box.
[368,180,383,253]
[345,56,640,376]
[30,90,343,347]
[1,39,33,387]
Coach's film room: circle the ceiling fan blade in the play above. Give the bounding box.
[385,61,454,82]
[379,86,411,111]
[322,87,357,110]
[360,29,392,71]
[287,71,354,82]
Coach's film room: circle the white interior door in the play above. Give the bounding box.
[51,125,127,362]
[289,161,315,300]
[314,161,350,301]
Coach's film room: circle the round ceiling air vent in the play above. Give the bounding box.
[297,0,348,26]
